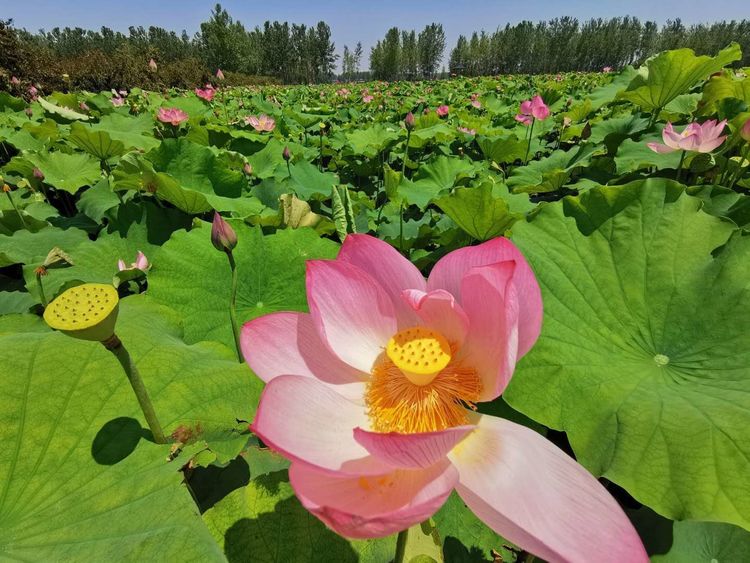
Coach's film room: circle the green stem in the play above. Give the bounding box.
[675,150,686,183]
[401,130,411,177]
[319,131,324,171]
[524,118,536,164]
[394,527,409,563]
[36,272,47,307]
[5,190,27,229]
[729,144,750,189]
[398,201,405,254]
[226,250,243,363]
[105,336,167,444]
[286,159,292,179]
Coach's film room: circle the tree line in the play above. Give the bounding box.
[448,17,750,75]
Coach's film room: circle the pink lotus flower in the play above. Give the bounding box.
[149,58,158,71]
[516,95,550,124]
[28,85,38,100]
[457,126,476,135]
[195,85,216,102]
[739,118,750,142]
[157,107,189,126]
[362,95,374,103]
[216,69,225,80]
[118,251,150,272]
[244,114,276,132]
[111,96,125,107]
[436,105,450,117]
[79,101,89,111]
[603,66,612,73]
[647,120,727,154]
[10,76,20,86]
[471,99,482,109]
[242,234,647,561]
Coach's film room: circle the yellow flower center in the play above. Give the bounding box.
[366,326,482,434]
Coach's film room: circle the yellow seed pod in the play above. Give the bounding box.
[43,283,119,342]
[386,326,452,386]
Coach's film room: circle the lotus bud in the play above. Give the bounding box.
[216,69,225,80]
[741,118,750,142]
[282,146,291,161]
[43,283,120,342]
[243,162,253,175]
[10,76,20,86]
[149,58,158,72]
[404,112,415,130]
[211,211,237,253]
[33,167,44,180]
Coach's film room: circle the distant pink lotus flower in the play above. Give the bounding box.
[195,85,216,102]
[647,120,727,154]
[362,95,374,103]
[337,88,351,97]
[740,118,750,142]
[243,162,253,175]
[244,114,276,132]
[516,95,550,124]
[436,105,450,117]
[10,76,20,86]
[471,99,482,109]
[79,101,89,111]
[33,167,44,180]
[149,58,158,71]
[458,126,476,135]
[118,251,150,272]
[602,66,613,73]
[111,96,125,107]
[157,107,189,126]
[216,69,225,80]
[28,85,38,100]
[242,234,648,561]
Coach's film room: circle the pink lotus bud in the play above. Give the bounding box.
[216,69,225,80]
[741,118,750,142]
[134,251,149,271]
[10,76,20,86]
[404,112,415,130]
[436,105,449,117]
[149,58,158,71]
[282,146,291,161]
[33,167,44,180]
[243,162,253,175]
[79,101,89,111]
[211,211,237,253]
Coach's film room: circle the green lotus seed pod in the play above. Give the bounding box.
[43,283,119,342]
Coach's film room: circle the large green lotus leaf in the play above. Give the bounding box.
[285,159,339,200]
[435,182,522,241]
[700,74,750,115]
[587,114,650,150]
[0,225,88,268]
[505,179,750,529]
[345,123,400,158]
[202,470,395,562]
[614,137,683,174]
[77,177,121,222]
[618,43,741,111]
[582,67,639,111]
[507,145,601,194]
[476,134,527,164]
[0,291,36,314]
[149,222,338,348]
[651,521,750,562]
[0,295,261,561]
[89,112,160,151]
[399,156,479,209]
[25,151,102,194]
[68,121,126,160]
[147,138,246,199]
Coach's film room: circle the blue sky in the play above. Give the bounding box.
[6,0,748,71]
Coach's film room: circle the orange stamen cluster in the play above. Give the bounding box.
[367,326,482,434]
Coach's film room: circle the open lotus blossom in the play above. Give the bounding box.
[117,251,150,272]
[436,105,450,117]
[362,95,374,103]
[242,234,647,562]
[647,120,727,154]
[471,99,482,109]
[195,85,216,102]
[603,66,613,73]
[515,95,550,125]
[28,85,38,100]
[157,107,189,126]
[457,126,476,135]
[244,114,276,132]
[111,96,125,107]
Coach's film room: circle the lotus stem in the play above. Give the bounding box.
[675,150,686,183]
[36,270,47,307]
[394,527,409,563]
[402,129,411,177]
[524,117,536,164]
[226,250,243,363]
[103,334,167,444]
[4,189,27,230]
